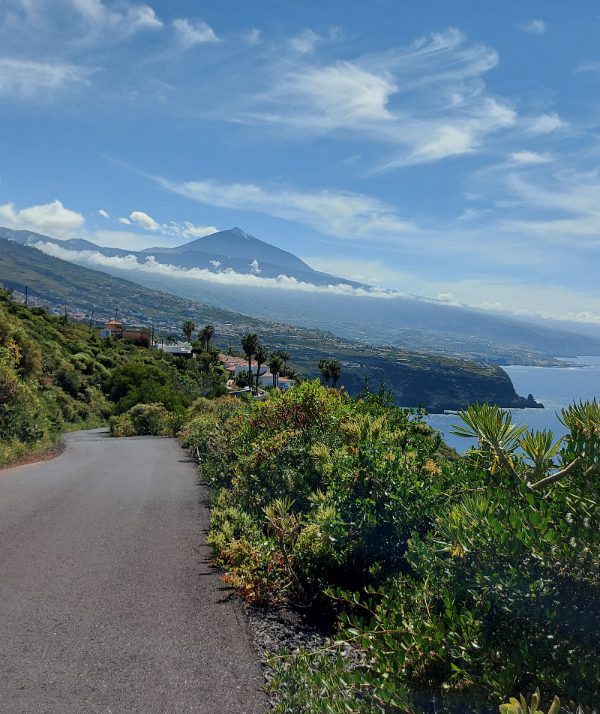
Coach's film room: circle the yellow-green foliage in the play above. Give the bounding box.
[500,690,560,714]
[0,289,229,463]
[183,380,599,711]
[110,403,171,437]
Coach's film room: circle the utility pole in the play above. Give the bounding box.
[89,310,94,329]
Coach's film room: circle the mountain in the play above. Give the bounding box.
[1,226,363,287]
[3,225,599,363]
[142,227,351,281]
[0,236,541,412]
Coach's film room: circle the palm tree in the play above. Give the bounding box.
[284,367,302,385]
[182,320,195,342]
[273,349,290,371]
[329,359,342,388]
[202,324,215,349]
[254,343,268,393]
[241,333,259,379]
[268,355,285,388]
[318,359,331,385]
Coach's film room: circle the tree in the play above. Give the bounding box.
[199,324,215,350]
[329,359,342,388]
[318,359,331,385]
[241,333,259,379]
[272,349,290,370]
[284,367,303,384]
[182,320,195,342]
[318,359,342,388]
[268,355,285,388]
[254,343,268,393]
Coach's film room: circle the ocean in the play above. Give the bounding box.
[426,356,600,453]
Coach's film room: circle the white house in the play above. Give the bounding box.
[219,353,295,390]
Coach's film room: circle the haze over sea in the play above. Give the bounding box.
[427,356,600,453]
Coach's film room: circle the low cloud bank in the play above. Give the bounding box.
[34,242,404,299]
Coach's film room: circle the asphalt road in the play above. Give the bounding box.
[0,429,267,713]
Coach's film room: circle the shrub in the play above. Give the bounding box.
[186,382,600,710]
[110,402,170,436]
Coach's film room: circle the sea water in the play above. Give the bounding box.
[426,356,600,453]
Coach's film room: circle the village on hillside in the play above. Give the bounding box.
[100,316,308,399]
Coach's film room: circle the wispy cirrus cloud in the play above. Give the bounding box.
[509,150,554,165]
[525,112,567,135]
[518,19,546,35]
[2,0,163,46]
[0,0,164,101]
[172,18,219,48]
[239,29,522,168]
[154,174,415,240]
[0,58,90,99]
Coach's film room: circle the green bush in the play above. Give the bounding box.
[184,382,600,710]
[110,403,171,437]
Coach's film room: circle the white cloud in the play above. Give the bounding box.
[173,18,219,48]
[33,241,408,298]
[408,125,475,163]
[249,258,261,274]
[289,29,321,54]
[287,62,397,125]
[250,29,519,168]
[0,1,163,60]
[527,112,567,134]
[510,150,553,165]
[457,207,489,222]
[155,175,415,240]
[501,170,600,240]
[0,58,89,99]
[72,0,163,33]
[0,199,84,237]
[98,209,110,219]
[129,210,160,231]
[518,19,546,35]
[58,0,163,38]
[161,222,218,239]
[119,217,131,225]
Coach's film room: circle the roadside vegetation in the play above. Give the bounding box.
[181,380,599,713]
[3,289,598,712]
[0,291,226,464]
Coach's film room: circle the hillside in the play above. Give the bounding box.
[4,225,599,363]
[0,237,539,412]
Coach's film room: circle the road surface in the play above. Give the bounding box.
[0,429,266,713]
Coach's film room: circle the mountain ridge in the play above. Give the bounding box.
[2,225,599,363]
[0,236,541,413]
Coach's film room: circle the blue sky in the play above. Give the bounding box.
[1,0,599,324]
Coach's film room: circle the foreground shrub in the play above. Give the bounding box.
[110,402,171,436]
[186,382,599,710]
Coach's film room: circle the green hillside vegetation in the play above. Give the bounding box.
[181,383,599,713]
[0,238,539,412]
[0,290,226,465]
